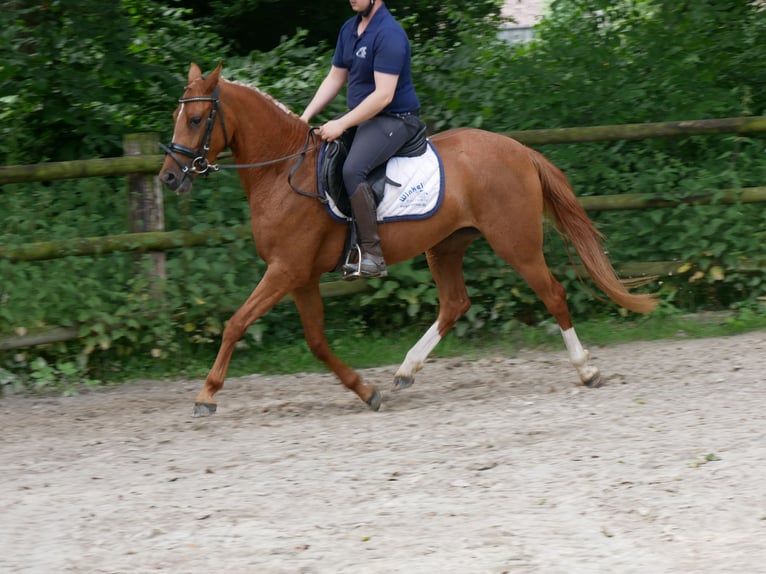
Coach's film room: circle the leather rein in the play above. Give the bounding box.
[159,85,325,202]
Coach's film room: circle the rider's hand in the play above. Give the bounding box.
[318,119,346,142]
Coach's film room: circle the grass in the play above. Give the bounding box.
[144,306,766,380]
[5,306,766,395]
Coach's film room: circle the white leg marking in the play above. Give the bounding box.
[560,327,600,384]
[395,322,442,379]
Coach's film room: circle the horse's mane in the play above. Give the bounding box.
[224,78,300,119]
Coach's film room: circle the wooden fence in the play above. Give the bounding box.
[2,116,766,263]
[2,116,766,349]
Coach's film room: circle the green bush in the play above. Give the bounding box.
[2,0,766,391]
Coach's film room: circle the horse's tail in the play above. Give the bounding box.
[528,147,658,314]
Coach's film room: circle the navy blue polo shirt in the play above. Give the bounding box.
[332,4,420,114]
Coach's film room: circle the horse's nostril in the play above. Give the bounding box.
[160,170,177,190]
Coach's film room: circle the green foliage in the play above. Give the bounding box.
[0,0,226,163]
[1,355,99,396]
[2,0,766,391]
[222,30,337,118]
[414,0,766,321]
[411,3,512,131]
[178,0,504,54]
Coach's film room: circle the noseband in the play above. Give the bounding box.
[160,85,229,176]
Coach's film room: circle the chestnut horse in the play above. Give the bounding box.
[159,63,656,417]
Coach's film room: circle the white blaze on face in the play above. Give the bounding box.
[173,102,186,136]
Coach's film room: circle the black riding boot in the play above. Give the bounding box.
[343,183,388,279]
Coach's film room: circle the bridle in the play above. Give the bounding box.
[160,85,323,201]
[160,85,230,176]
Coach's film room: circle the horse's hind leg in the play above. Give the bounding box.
[485,218,601,387]
[394,229,478,390]
[495,244,601,387]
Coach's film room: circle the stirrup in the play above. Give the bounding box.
[342,245,388,280]
[342,244,363,281]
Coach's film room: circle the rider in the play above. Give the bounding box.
[300,0,421,278]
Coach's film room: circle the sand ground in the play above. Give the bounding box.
[1,331,765,573]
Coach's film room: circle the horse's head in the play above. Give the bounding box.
[159,62,228,194]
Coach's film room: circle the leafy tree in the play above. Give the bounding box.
[490,0,766,315]
[3,0,766,391]
[179,0,505,54]
[508,0,766,128]
[0,0,227,163]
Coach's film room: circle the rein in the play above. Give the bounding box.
[160,86,325,202]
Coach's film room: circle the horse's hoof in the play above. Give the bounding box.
[365,388,382,412]
[393,375,414,390]
[192,402,217,417]
[584,372,603,388]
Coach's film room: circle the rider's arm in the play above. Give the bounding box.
[300,66,348,124]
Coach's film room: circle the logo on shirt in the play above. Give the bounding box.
[355,46,368,59]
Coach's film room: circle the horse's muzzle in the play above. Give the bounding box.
[159,167,194,195]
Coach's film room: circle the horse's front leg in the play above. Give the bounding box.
[291,282,381,410]
[193,268,293,417]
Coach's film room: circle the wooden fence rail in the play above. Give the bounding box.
[1,115,766,263]
[2,116,765,185]
[3,186,766,263]
[502,116,766,145]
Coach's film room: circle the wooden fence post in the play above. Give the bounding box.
[124,133,166,292]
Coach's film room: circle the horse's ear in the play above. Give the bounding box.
[188,62,204,85]
[207,61,223,84]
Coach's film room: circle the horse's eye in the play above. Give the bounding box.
[189,115,203,127]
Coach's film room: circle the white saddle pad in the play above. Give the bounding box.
[323,140,445,223]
